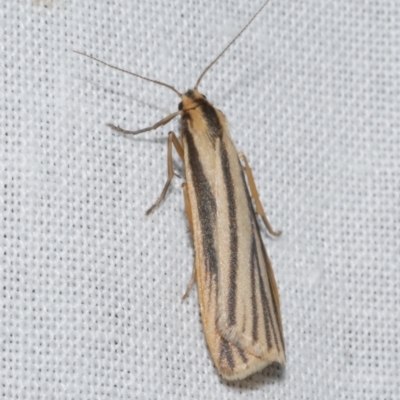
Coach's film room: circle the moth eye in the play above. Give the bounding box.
[178,102,183,110]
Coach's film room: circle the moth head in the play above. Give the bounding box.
[178,89,208,112]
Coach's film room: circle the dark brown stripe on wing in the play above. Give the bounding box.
[183,125,218,278]
[260,242,284,352]
[255,245,273,349]
[195,98,223,138]
[236,345,248,364]
[241,167,281,351]
[250,235,259,341]
[220,143,239,327]
[251,216,281,351]
[219,337,235,371]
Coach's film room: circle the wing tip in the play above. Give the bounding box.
[220,357,285,381]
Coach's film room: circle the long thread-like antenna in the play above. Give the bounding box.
[194,0,271,90]
[74,51,182,97]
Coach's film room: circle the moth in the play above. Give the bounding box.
[76,0,285,381]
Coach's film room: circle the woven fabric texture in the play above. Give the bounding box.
[1,0,399,399]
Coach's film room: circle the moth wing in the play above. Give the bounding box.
[214,131,285,363]
[181,113,284,379]
[182,125,284,379]
[194,233,280,381]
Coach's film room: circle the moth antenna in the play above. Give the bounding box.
[74,51,182,97]
[194,0,271,90]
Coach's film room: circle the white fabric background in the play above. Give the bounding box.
[1,0,399,398]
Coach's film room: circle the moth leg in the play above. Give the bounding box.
[146,131,184,215]
[181,182,197,300]
[239,152,282,237]
[107,111,180,135]
[181,183,194,236]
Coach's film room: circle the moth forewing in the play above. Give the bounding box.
[219,123,284,360]
[179,90,284,380]
[215,131,284,360]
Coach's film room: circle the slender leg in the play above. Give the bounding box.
[181,182,197,300]
[239,152,282,237]
[146,131,184,215]
[107,112,180,135]
[181,183,194,236]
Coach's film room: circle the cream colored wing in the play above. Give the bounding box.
[214,131,285,364]
[182,122,284,379]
